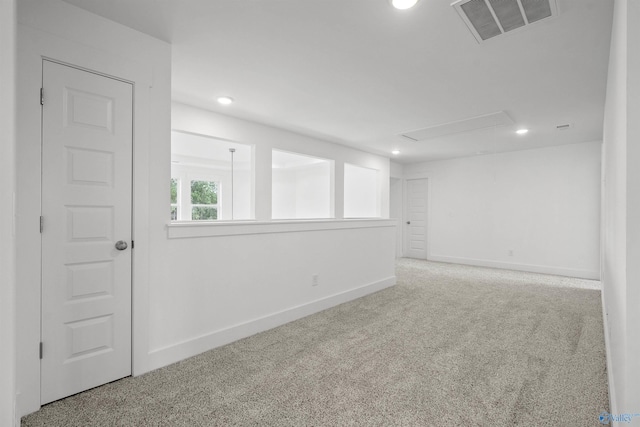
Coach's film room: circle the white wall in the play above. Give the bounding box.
[390,161,404,258]
[16,0,171,417]
[295,163,332,218]
[404,142,601,279]
[14,3,395,419]
[390,160,404,179]
[233,168,253,219]
[344,164,380,218]
[0,0,17,425]
[626,0,640,412]
[160,102,395,368]
[273,161,332,219]
[272,168,297,218]
[151,221,396,365]
[601,0,640,416]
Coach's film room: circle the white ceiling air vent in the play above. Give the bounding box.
[452,0,558,43]
[556,123,573,130]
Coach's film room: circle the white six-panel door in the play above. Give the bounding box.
[405,178,428,259]
[41,60,133,404]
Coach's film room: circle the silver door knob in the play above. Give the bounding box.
[115,240,128,251]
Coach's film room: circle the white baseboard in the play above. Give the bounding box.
[428,254,600,280]
[144,276,396,373]
[601,288,618,418]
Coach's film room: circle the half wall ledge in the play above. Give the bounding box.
[167,218,398,239]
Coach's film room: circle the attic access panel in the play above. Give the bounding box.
[400,111,514,142]
[452,0,558,43]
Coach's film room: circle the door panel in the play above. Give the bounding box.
[405,178,428,259]
[41,60,133,404]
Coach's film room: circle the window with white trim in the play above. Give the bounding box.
[272,150,333,219]
[171,130,254,221]
[190,180,219,220]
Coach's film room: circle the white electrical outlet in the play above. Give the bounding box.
[312,274,319,286]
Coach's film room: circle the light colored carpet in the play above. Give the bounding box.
[22,259,609,426]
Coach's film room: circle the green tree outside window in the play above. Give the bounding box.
[170,178,178,220]
[191,180,218,220]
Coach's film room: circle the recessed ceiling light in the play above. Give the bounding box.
[516,129,529,135]
[390,0,419,10]
[217,96,234,105]
[392,150,400,155]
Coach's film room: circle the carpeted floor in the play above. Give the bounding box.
[22,259,609,426]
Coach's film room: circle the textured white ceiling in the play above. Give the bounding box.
[62,0,614,163]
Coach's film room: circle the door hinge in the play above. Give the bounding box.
[40,88,44,105]
[39,342,43,359]
[131,240,134,249]
[40,216,44,233]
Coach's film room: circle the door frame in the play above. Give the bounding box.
[403,177,430,260]
[389,177,404,258]
[40,58,135,403]
[17,24,160,416]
